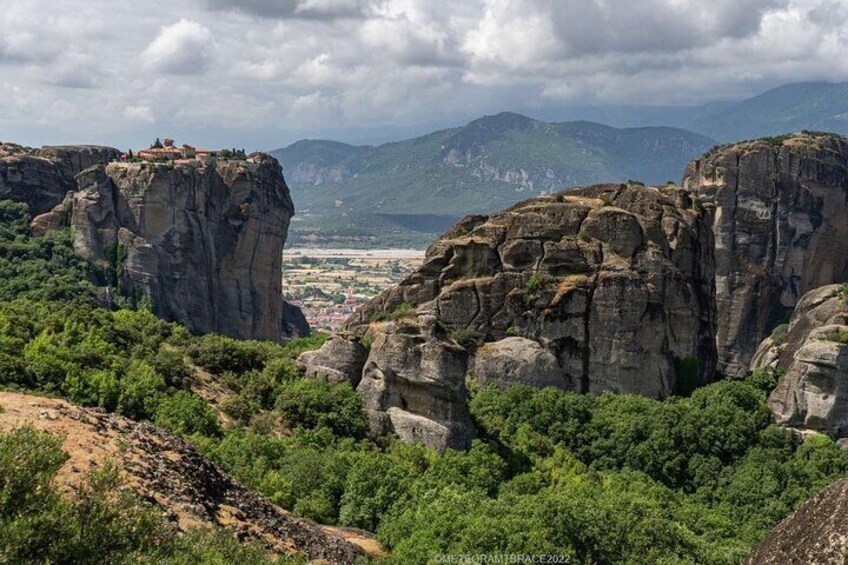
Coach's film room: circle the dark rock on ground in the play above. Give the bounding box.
[746,476,848,564]
[0,392,367,563]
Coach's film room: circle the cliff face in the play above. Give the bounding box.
[302,182,718,450]
[2,143,306,342]
[0,143,119,215]
[35,155,298,342]
[683,134,848,377]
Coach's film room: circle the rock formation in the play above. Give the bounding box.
[36,155,300,341]
[745,475,848,564]
[751,284,848,437]
[358,315,473,451]
[684,133,848,377]
[0,143,119,215]
[302,181,718,450]
[2,143,308,342]
[469,337,565,389]
[0,391,368,562]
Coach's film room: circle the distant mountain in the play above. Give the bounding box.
[272,113,715,247]
[688,81,848,141]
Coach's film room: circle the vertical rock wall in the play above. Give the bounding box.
[684,134,848,377]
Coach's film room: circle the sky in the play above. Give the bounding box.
[1,0,847,150]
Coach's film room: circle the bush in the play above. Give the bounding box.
[525,273,554,293]
[825,328,848,344]
[770,323,789,345]
[116,360,166,419]
[155,391,221,437]
[450,327,480,351]
[275,379,367,438]
[186,334,272,374]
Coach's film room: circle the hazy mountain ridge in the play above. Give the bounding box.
[273,113,715,246]
[689,81,848,141]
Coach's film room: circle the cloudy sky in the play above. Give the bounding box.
[1,0,846,150]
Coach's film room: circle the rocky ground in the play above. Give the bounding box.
[0,392,375,564]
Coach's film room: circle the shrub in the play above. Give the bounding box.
[116,360,166,419]
[770,323,789,345]
[745,367,782,394]
[220,393,261,426]
[450,327,481,351]
[186,334,270,374]
[825,328,848,344]
[155,391,221,437]
[275,379,367,438]
[0,426,67,519]
[525,273,554,293]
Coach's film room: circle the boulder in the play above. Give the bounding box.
[356,316,473,451]
[746,476,848,564]
[752,284,848,437]
[684,133,848,377]
[469,337,569,389]
[297,337,368,385]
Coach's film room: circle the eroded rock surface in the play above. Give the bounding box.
[30,155,305,342]
[358,316,473,451]
[301,182,717,450]
[469,337,567,389]
[0,143,119,215]
[684,133,848,377]
[746,476,848,564]
[751,284,848,437]
[347,182,717,399]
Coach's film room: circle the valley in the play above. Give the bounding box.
[282,248,424,331]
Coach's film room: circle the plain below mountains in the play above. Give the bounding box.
[272,113,715,246]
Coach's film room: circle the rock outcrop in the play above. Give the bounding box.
[0,392,368,563]
[28,154,306,342]
[751,284,848,437]
[684,133,848,377]
[0,143,119,215]
[469,337,566,389]
[745,476,848,564]
[302,182,718,449]
[357,315,473,451]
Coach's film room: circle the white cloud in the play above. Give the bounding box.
[122,105,155,123]
[0,0,846,148]
[142,19,215,75]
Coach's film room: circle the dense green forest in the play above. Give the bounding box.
[1,198,847,564]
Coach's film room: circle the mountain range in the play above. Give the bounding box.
[273,114,714,246]
[273,81,848,247]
